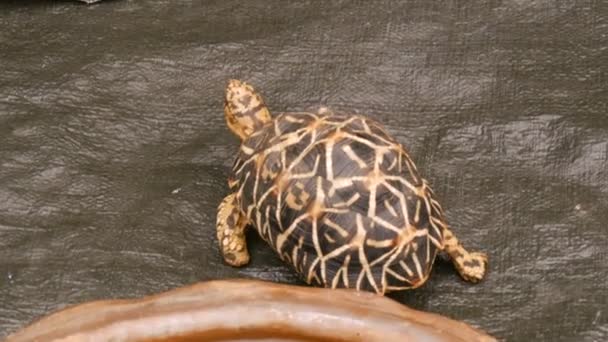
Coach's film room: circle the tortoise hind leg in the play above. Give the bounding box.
[216,193,250,267]
[442,227,488,283]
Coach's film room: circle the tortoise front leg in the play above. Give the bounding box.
[216,193,250,267]
[442,227,488,283]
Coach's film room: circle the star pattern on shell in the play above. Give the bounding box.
[216,79,488,294]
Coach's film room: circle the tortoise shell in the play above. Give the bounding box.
[229,112,445,293]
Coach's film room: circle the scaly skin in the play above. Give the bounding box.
[216,193,250,267]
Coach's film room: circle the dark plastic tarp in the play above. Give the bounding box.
[1,1,606,340]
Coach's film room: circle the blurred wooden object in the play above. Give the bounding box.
[4,279,496,342]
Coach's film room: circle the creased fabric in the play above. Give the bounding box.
[0,1,606,340]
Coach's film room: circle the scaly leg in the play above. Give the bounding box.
[216,193,250,267]
[442,227,488,282]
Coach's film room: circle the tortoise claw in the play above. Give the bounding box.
[459,252,488,283]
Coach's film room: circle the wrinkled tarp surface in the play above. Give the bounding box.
[0,1,607,341]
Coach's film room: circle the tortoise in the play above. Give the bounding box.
[216,79,487,294]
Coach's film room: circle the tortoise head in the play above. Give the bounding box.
[224,79,272,140]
